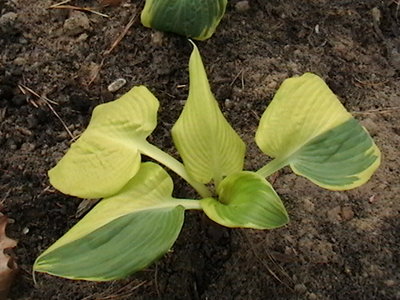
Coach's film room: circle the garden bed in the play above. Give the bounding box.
[1,0,399,299]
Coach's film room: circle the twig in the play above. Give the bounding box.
[104,5,141,55]
[49,5,110,18]
[241,231,294,291]
[18,85,58,105]
[353,77,388,88]
[352,106,400,115]
[154,264,160,298]
[18,84,75,140]
[0,189,11,208]
[81,281,147,300]
[229,68,245,87]
[87,57,105,86]
[76,199,100,218]
[37,186,57,199]
[50,0,72,7]
[87,2,143,85]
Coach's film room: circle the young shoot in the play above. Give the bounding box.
[34,43,380,281]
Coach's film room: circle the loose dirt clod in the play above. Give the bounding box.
[63,11,90,36]
[0,12,17,32]
[235,1,250,12]
[107,78,127,92]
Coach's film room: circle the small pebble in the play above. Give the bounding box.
[303,197,315,212]
[76,33,89,42]
[235,0,250,12]
[13,57,26,66]
[308,293,317,300]
[384,279,397,287]
[225,99,233,109]
[0,12,18,31]
[56,131,69,141]
[20,143,36,152]
[18,37,28,44]
[371,7,381,23]
[22,227,29,235]
[294,283,307,294]
[107,78,127,92]
[63,11,90,36]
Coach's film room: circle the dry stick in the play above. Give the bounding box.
[49,5,109,18]
[88,3,143,86]
[154,264,161,299]
[263,246,295,286]
[241,231,294,291]
[87,57,105,86]
[229,68,245,87]
[352,106,400,115]
[104,5,141,55]
[81,281,147,300]
[17,84,40,108]
[50,0,73,6]
[18,84,75,140]
[241,69,245,89]
[75,199,100,218]
[49,1,110,18]
[101,281,147,300]
[0,189,11,208]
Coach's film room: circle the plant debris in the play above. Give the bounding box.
[0,214,17,300]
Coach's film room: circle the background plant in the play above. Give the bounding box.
[141,0,227,40]
[33,44,380,281]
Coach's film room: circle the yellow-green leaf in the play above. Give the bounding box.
[34,162,200,281]
[49,86,159,199]
[256,73,381,190]
[172,43,245,185]
[201,171,289,229]
[141,0,227,40]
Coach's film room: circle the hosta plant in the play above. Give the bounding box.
[33,44,380,281]
[141,0,227,40]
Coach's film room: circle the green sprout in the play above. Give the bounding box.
[33,44,380,281]
[141,0,227,40]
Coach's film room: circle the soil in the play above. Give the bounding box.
[1,0,399,299]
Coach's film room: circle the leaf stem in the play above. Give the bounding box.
[140,141,212,198]
[256,157,289,178]
[174,199,203,210]
[213,174,222,190]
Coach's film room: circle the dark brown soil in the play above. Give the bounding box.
[1,0,399,299]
